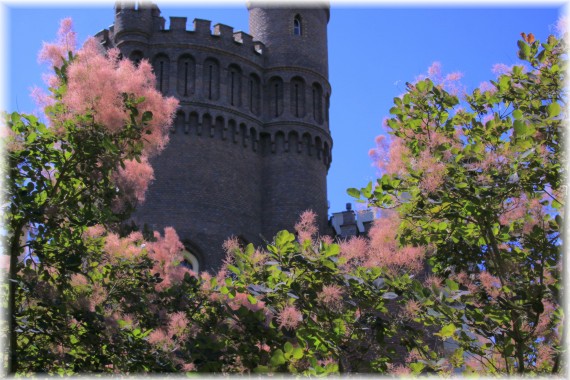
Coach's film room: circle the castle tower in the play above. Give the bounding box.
[98,1,332,272]
[247,2,332,238]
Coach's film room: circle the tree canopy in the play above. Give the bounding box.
[1,19,566,376]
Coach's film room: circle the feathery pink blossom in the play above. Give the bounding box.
[387,363,412,376]
[88,283,107,312]
[555,15,567,36]
[70,273,89,288]
[35,19,178,210]
[113,156,155,208]
[167,312,189,339]
[277,306,302,330]
[51,33,177,156]
[478,81,497,94]
[535,344,554,369]
[295,210,318,242]
[478,271,501,299]
[148,227,185,292]
[256,342,271,352]
[222,236,240,255]
[445,72,463,82]
[339,236,368,264]
[427,61,442,78]
[498,197,528,227]
[492,63,514,75]
[182,363,196,372]
[366,211,425,273]
[103,232,145,261]
[227,292,266,313]
[424,275,443,290]
[83,224,106,239]
[402,299,421,320]
[148,329,174,351]
[317,285,344,311]
[371,135,410,177]
[30,86,54,110]
[38,18,77,68]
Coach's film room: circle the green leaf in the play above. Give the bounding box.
[438,323,457,338]
[518,41,530,59]
[347,188,361,199]
[253,365,270,373]
[547,102,561,117]
[362,182,373,198]
[499,75,510,90]
[284,341,293,354]
[514,120,527,136]
[270,349,286,367]
[226,264,241,275]
[445,279,459,291]
[292,347,304,360]
[512,109,523,120]
[416,81,426,92]
[70,335,79,345]
[26,132,37,143]
[275,230,295,248]
[323,243,340,257]
[247,294,258,304]
[410,362,426,374]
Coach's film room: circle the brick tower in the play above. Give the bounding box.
[97,1,332,271]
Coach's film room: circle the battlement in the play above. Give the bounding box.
[165,18,265,55]
[112,1,265,57]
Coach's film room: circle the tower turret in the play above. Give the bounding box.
[247,1,330,77]
[247,2,332,238]
[113,1,165,44]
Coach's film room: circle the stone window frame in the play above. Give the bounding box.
[293,15,302,36]
[181,249,200,273]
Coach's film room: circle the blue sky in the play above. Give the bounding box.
[2,0,566,216]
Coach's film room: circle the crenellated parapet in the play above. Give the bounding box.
[99,4,266,62]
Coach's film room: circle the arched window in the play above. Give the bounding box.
[181,249,200,273]
[153,53,170,94]
[312,82,323,124]
[249,73,261,115]
[203,58,220,100]
[293,15,302,36]
[177,54,195,97]
[129,50,144,67]
[174,111,185,134]
[290,76,305,117]
[268,76,284,117]
[228,64,242,107]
